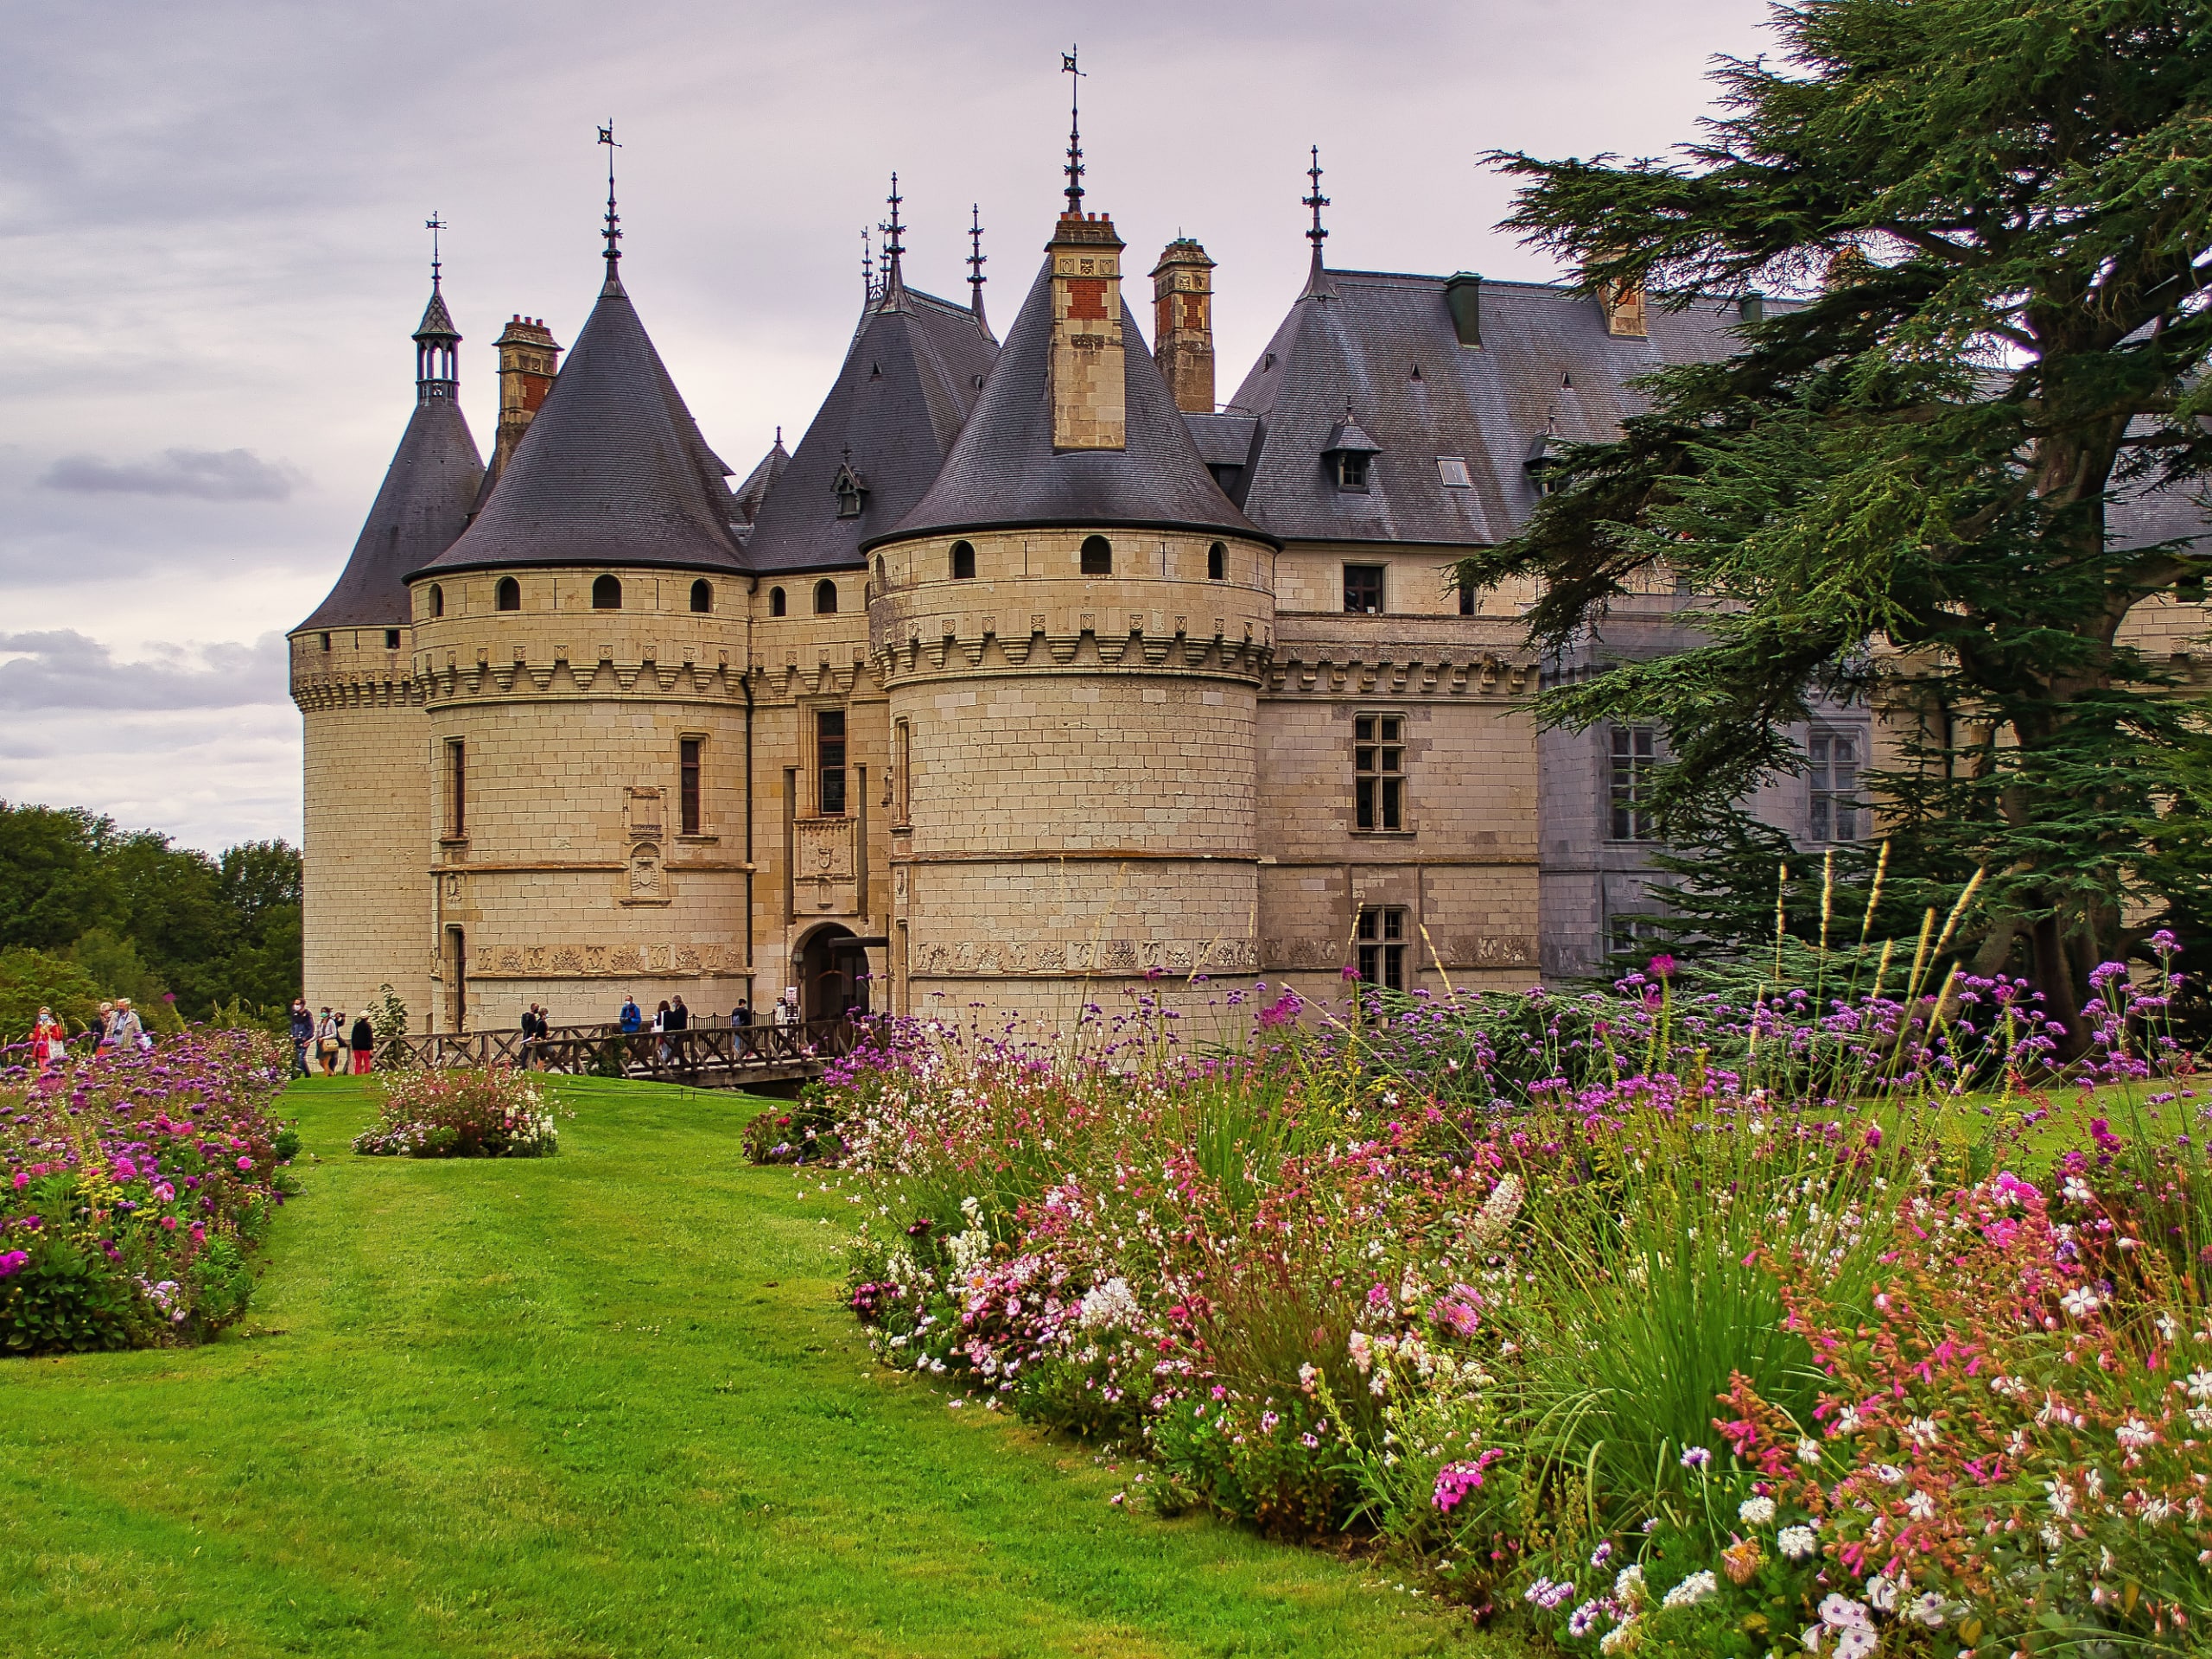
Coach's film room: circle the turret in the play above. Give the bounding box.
[1151,238,1216,416]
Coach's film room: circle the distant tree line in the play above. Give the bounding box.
[0,800,301,1040]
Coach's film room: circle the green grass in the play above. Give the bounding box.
[0,1076,1513,1658]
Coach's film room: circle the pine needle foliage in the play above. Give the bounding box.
[1463,0,2212,1043]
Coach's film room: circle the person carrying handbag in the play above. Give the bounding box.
[316,1007,342,1077]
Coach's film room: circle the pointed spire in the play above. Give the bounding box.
[861,227,876,306]
[598,122,624,295]
[1303,145,1329,276]
[1061,45,1086,216]
[413,216,460,404]
[878,173,906,301]
[967,203,988,322]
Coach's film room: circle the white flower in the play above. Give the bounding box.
[2189,1403,2212,1432]
[1077,1277,1140,1331]
[1905,1490,1937,1522]
[1831,1405,1862,1437]
[1614,1563,1646,1607]
[1347,1331,1373,1375]
[2186,1370,2212,1402]
[2116,1416,2158,1452]
[1866,1574,1899,1612]
[1739,1496,1777,1526]
[1834,1630,1876,1659]
[1796,1437,1823,1465]
[1904,1416,1940,1448]
[2061,1285,2101,1319]
[1777,1524,1819,1560]
[1872,1463,1907,1485]
[1662,1570,1718,1608]
[2063,1176,2094,1205]
[1817,1592,1871,1630]
[1599,1623,1637,1656]
[1471,1174,1523,1248]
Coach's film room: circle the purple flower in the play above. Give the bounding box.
[1648,954,1675,979]
[1680,1445,1712,1469]
[0,1249,27,1278]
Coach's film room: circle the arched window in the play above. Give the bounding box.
[592,574,622,610]
[950,540,976,580]
[769,586,787,617]
[496,576,520,611]
[1207,542,1226,581]
[874,556,887,587]
[429,583,444,619]
[1080,535,1112,576]
[690,578,713,613]
[814,578,839,615]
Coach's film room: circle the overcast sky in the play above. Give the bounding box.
[1,0,1771,853]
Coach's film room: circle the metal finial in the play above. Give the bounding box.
[1303,145,1329,264]
[878,173,905,290]
[598,123,623,273]
[861,227,875,303]
[967,203,988,318]
[1062,45,1086,215]
[425,213,448,290]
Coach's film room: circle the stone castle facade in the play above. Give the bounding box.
[288,155,2212,1033]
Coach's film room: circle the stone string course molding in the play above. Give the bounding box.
[908,937,1260,976]
[872,625,1272,680]
[1262,647,1538,697]
[470,941,747,979]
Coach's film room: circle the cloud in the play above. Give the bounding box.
[0,630,289,712]
[37,447,305,501]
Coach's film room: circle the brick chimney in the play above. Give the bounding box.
[1598,276,1648,339]
[1047,212,1126,452]
[493,316,563,477]
[1150,238,1216,415]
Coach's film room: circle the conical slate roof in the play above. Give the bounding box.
[413,286,459,342]
[746,279,997,572]
[297,394,482,632]
[419,272,743,576]
[868,252,1268,550]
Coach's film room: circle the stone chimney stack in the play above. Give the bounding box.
[1598,275,1648,339]
[1150,238,1216,415]
[492,315,563,477]
[1047,212,1126,452]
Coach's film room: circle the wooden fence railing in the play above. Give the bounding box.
[381,1019,856,1084]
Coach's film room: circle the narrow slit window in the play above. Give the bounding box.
[497,576,521,611]
[950,540,976,579]
[814,579,838,615]
[446,739,467,838]
[690,579,713,613]
[1354,715,1405,831]
[1355,906,1407,990]
[817,709,847,817]
[429,584,444,619]
[1207,541,1226,581]
[1808,729,1861,843]
[679,739,702,836]
[1610,727,1657,842]
[769,586,786,617]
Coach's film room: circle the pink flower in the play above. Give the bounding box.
[10,1171,24,1191]
[236,1156,254,1172]
[113,1156,137,1179]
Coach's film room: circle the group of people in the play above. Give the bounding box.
[23,998,150,1071]
[614,994,791,1034]
[289,999,373,1078]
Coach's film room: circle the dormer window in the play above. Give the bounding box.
[832,456,868,519]
[1436,457,1471,488]
[1525,420,1565,497]
[1322,403,1382,495]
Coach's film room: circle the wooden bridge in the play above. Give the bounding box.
[382,1019,858,1088]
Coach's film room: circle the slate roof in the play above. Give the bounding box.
[297,376,482,633]
[418,270,745,578]
[731,435,790,537]
[872,252,1268,550]
[413,285,459,342]
[1227,268,1770,546]
[1185,412,1258,469]
[743,276,997,573]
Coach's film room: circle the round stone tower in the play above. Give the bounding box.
[864,201,1278,1027]
[290,274,482,1024]
[404,235,752,1033]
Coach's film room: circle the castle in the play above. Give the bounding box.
[291,129,2205,1033]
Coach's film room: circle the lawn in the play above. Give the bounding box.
[0,1075,1508,1659]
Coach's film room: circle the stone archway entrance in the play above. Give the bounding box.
[796,925,871,1024]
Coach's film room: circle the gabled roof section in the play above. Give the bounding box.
[731,434,790,535]
[419,274,743,576]
[874,255,1268,550]
[1228,268,1777,548]
[298,396,481,632]
[743,283,998,573]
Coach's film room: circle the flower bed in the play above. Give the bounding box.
[353,1066,557,1158]
[2,1029,296,1353]
[827,947,2209,1656]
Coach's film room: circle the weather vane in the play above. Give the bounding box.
[1304,146,1329,257]
[1062,45,1085,214]
[598,122,622,269]
[425,213,447,289]
[880,172,905,277]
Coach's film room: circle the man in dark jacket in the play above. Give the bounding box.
[289,1000,313,1077]
[667,995,690,1033]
